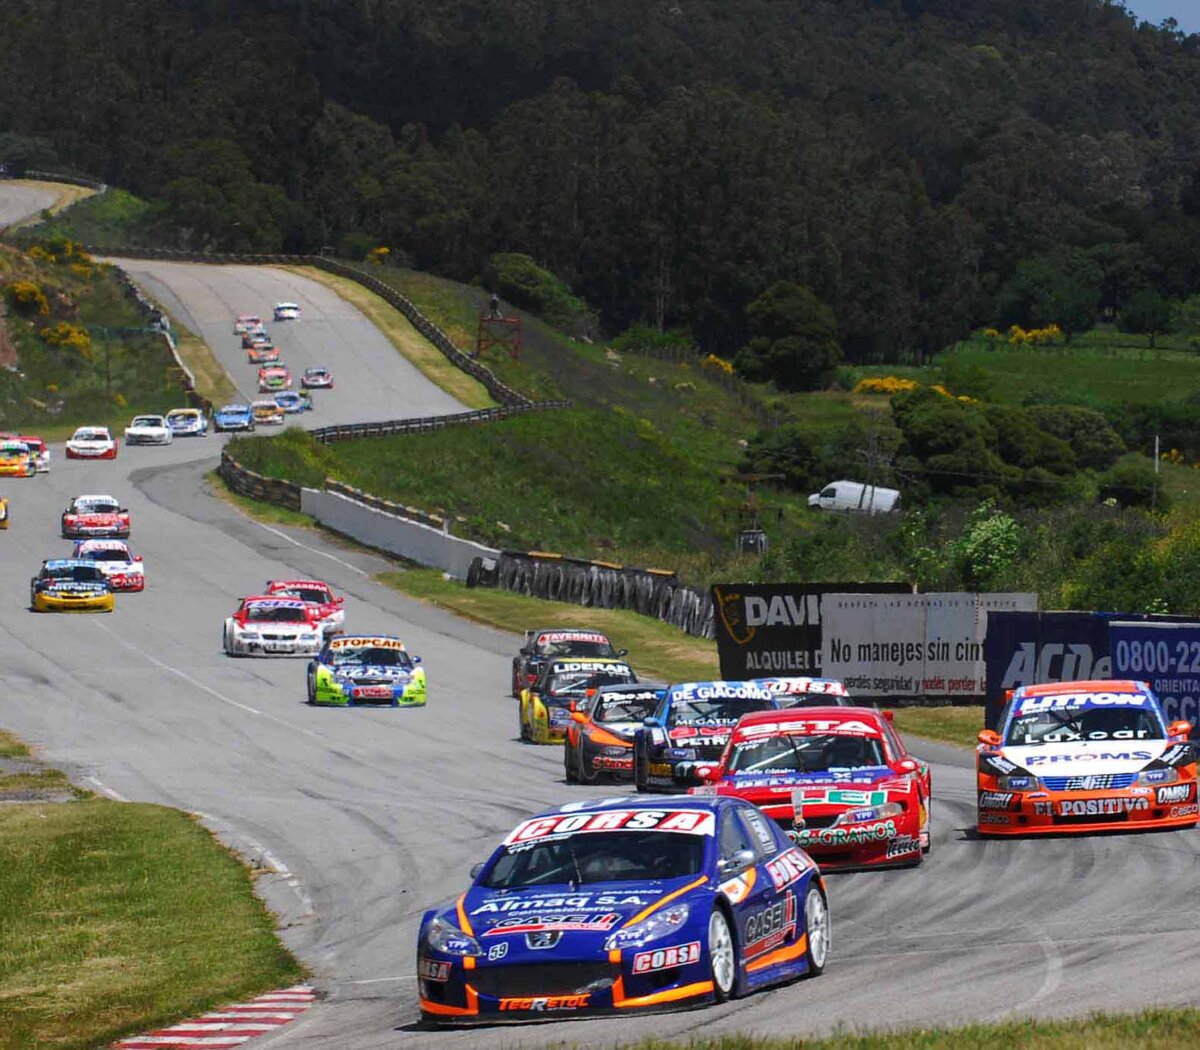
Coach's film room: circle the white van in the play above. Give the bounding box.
[808,480,901,514]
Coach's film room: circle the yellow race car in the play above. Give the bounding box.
[30,559,115,612]
[0,439,36,477]
[518,657,638,744]
[0,495,8,529]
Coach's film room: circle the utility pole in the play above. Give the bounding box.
[1153,434,1160,512]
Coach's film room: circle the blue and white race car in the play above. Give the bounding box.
[307,634,426,706]
[634,681,780,793]
[273,390,313,414]
[213,404,255,432]
[417,796,828,1022]
[166,408,208,436]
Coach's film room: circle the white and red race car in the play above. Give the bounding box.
[223,596,326,657]
[264,578,345,633]
[72,538,144,591]
[61,494,131,539]
[233,314,262,334]
[65,426,118,460]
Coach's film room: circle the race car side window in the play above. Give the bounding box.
[736,804,779,860]
[880,720,905,761]
[718,807,756,867]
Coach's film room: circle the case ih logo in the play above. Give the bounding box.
[743,892,797,959]
[1157,783,1193,805]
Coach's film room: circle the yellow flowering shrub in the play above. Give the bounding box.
[69,262,94,280]
[6,280,50,316]
[112,392,127,407]
[700,353,734,375]
[368,246,390,266]
[40,321,92,353]
[854,376,919,395]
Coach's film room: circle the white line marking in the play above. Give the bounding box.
[252,520,368,576]
[85,776,127,802]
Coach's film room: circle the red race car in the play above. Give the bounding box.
[690,706,931,869]
[61,494,131,539]
[264,578,345,634]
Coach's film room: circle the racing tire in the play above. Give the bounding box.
[306,677,316,705]
[803,885,830,977]
[922,794,932,855]
[634,741,650,792]
[708,907,737,1002]
[511,661,521,698]
[222,624,239,657]
[578,747,603,784]
[564,745,579,784]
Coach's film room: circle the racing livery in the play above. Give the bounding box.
[16,435,49,472]
[690,707,931,869]
[754,677,854,709]
[273,390,312,414]
[977,679,1198,835]
[634,681,780,793]
[307,635,426,706]
[223,597,325,657]
[65,426,118,459]
[565,684,666,784]
[247,341,280,364]
[512,627,625,696]
[274,302,301,321]
[214,404,255,432]
[264,578,345,632]
[233,314,261,334]
[166,408,208,436]
[30,559,114,612]
[0,439,36,477]
[61,495,130,539]
[300,366,333,389]
[72,539,145,591]
[123,415,172,446]
[520,658,637,744]
[418,796,828,1023]
[258,365,291,392]
[251,399,285,426]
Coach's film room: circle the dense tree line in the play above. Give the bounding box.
[4,1,1200,361]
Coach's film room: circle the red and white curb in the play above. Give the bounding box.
[114,985,315,1048]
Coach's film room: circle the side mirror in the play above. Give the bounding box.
[693,765,719,783]
[978,729,1002,747]
[134,556,143,562]
[1168,719,1193,738]
[571,711,586,724]
[881,710,895,723]
[718,848,756,874]
[469,862,485,880]
[618,648,628,657]
[336,596,345,604]
[893,757,917,773]
[643,716,661,727]
[412,655,421,665]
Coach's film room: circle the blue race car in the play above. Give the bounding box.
[417,796,829,1023]
[634,681,780,793]
[273,390,313,414]
[307,634,426,706]
[213,403,255,432]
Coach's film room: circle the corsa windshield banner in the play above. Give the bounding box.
[710,582,907,680]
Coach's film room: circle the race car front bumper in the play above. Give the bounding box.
[33,591,114,612]
[228,633,323,657]
[976,783,1199,834]
[312,675,426,707]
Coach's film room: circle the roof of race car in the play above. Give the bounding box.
[251,399,282,408]
[70,494,120,506]
[167,408,202,417]
[535,627,611,642]
[1015,679,1148,698]
[732,706,886,735]
[239,595,308,608]
[43,559,97,569]
[74,539,130,551]
[217,404,252,413]
[70,427,112,438]
[756,676,849,696]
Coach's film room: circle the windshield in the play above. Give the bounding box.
[595,692,660,724]
[281,587,330,604]
[669,697,776,726]
[131,417,162,427]
[168,412,198,423]
[220,405,249,415]
[75,500,119,514]
[547,669,633,698]
[1006,705,1164,746]
[328,646,411,668]
[44,565,104,582]
[0,443,27,455]
[540,639,615,658]
[83,549,129,562]
[727,732,885,773]
[483,830,705,888]
[74,430,107,441]
[244,605,308,623]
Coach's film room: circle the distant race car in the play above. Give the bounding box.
[690,706,931,869]
[233,314,261,334]
[123,414,173,446]
[61,494,130,539]
[72,538,145,592]
[166,408,208,436]
[223,596,325,657]
[417,796,829,1024]
[273,390,312,414]
[30,559,114,612]
[519,658,637,744]
[307,635,426,707]
[300,366,333,389]
[976,678,1198,836]
[16,434,49,473]
[251,399,285,426]
[0,439,36,477]
[512,627,626,697]
[264,578,345,632]
[754,677,855,708]
[246,342,280,364]
[242,329,270,349]
[0,495,8,529]
[65,426,118,460]
[213,404,255,432]
[258,365,291,392]
[273,302,301,321]
[564,683,666,783]
[633,681,780,793]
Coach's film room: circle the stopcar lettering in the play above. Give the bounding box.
[737,719,879,737]
[500,996,590,1012]
[793,820,896,846]
[632,942,702,973]
[743,893,797,959]
[418,958,451,981]
[765,848,811,890]
[1156,784,1192,804]
[1059,798,1149,816]
[330,637,405,650]
[471,894,649,914]
[1017,692,1149,714]
[504,809,715,844]
[484,913,621,936]
[1025,751,1154,766]
[978,791,1016,810]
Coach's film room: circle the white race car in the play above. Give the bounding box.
[65,426,118,460]
[72,539,145,591]
[223,596,325,657]
[124,414,173,446]
[273,302,301,321]
[233,314,261,334]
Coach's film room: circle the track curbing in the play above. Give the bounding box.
[113,985,315,1048]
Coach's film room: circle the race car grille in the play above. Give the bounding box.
[469,962,619,998]
[1042,773,1135,792]
[260,633,299,641]
[1052,811,1131,826]
[350,677,392,685]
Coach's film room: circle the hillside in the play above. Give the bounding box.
[4,2,1200,360]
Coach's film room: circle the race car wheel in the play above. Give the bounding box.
[511,662,521,698]
[518,705,530,742]
[306,677,316,705]
[634,740,649,792]
[708,908,737,1002]
[922,793,932,854]
[803,885,830,977]
[564,746,579,784]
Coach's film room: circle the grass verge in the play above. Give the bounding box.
[0,730,31,759]
[204,469,316,528]
[890,705,983,748]
[276,265,495,410]
[3,180,98,229]
[172,325,238,407]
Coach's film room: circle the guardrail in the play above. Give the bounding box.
[310,401,570,444]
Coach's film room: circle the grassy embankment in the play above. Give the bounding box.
[0,735,303,1050]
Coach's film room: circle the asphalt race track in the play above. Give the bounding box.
[0,180,59,229]
[1,261,1199,1046]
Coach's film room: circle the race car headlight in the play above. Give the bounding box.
[998,774,1039,791]
[604,904,690,951]
[298,633,319,642]
[425,916,481,957]
[239,632,261,641]
[835,802,903,825]
[1136,768,1179,785]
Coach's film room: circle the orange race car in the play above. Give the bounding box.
[977,679,1197,836]
[563,682,664,783]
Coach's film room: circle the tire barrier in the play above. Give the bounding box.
[310,400,569,445]
[73,245,529,408]
[480,550,716,639]
[219,449,302,511]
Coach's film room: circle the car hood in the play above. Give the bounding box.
[459,877,693,941]
[240,621,315,635]
[41,580,108,594]
[711,765,901,797]
[330,663,412,679]
[999,743,1167,775]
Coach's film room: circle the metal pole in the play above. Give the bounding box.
[1153,434,1159,511]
